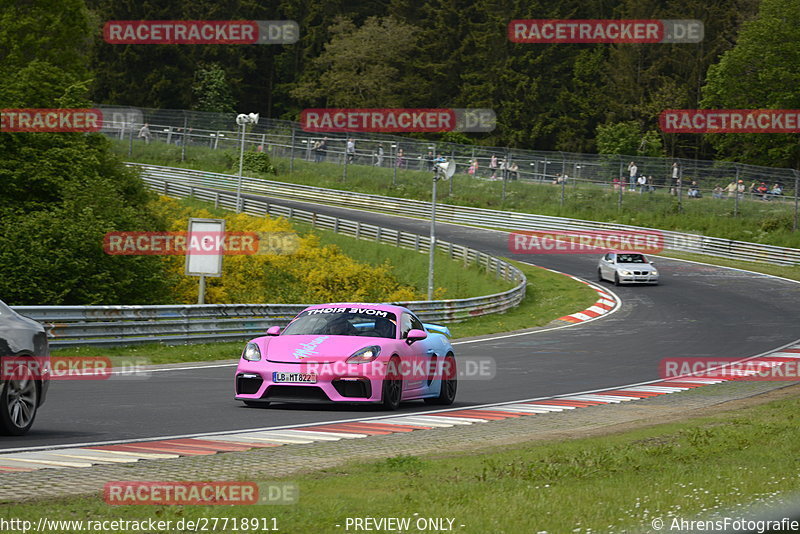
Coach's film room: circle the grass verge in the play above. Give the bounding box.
[5,386,800,533]
[53,260,598,364]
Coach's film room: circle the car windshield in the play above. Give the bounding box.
[617,254,647,264]
[282,308,397,339]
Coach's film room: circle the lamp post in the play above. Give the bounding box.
[427,173,438,300]
[235,113,259,213]
[428,159,455,300]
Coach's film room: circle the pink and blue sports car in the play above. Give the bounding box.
[234,303,457,410]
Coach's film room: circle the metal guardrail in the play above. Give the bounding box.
[13,177,526,348]
[133,163,800,266]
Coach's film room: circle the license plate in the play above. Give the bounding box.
[273,372,317,383]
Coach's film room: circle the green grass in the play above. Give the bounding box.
[114,140,800,249]
[294,220,513,301]
[52,261,598,363]
[6,387,800,533]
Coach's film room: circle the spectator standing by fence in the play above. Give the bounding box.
[375,144,384,166]
[138,123,152,144]
[724,180,737,198]
[490,154,498,179]
[467,158,478,175]
[346,138,355,164]
[396,148,405,169]
[424,151,434,171]
[312,139,322,162]
[316,137,328,162]
[628,161,638,191]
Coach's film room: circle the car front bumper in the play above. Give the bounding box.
[235,361,386,404]
[618,273,659,284]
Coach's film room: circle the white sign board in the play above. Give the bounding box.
[185,218,225,277]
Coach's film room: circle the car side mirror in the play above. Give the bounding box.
[406,329,427,343]
[266,326,281,336]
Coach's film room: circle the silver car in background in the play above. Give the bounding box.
[598,252,659,286]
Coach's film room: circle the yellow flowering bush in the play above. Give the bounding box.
[152,197,424,304]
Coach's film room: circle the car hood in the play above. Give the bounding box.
[616,263,657,271]
[261,334,387,363]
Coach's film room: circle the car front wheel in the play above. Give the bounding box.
[597,268,604,282]
[614,273,621,286]
[381,357,402,410]
[0,359,39,436]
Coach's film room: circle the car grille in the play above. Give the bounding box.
[332,378,371,398]
[236,374,263,395]
[264,385,331,402]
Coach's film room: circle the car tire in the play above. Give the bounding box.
[614,273,621,286]
[0,358,39,436]
[424,354,457,406]
[597,268,604,282]
[243,400,270,408]
[381,357,402,410]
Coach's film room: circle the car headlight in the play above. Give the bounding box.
[650,270,659,276]
[242,342,261,361]
[346,345,381,364]
[620,270,632,275]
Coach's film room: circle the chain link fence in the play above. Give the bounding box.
[100,106,800,229]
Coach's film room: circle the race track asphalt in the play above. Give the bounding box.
[5,192,799,450]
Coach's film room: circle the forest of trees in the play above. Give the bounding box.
[83,0,800,167]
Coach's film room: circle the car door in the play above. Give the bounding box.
[398,312,433,394]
